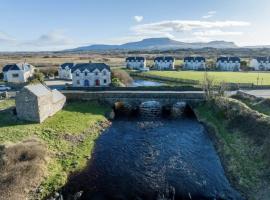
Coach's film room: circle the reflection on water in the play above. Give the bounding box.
[130,79,165,87]
[63,118,242,200]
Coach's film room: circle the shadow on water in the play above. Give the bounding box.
[60,105,243,200]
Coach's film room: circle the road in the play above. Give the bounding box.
[241,90,270,99]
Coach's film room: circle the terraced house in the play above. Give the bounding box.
[216,57,241,71]
[58,63,76,79]
[250,57,270,71]
[2,62,35,83]
[154,56,175,70]
[72,63,111,87]
[126,56,147,70]
[184,57,206,70]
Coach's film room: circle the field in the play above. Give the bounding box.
[144,71,270,85]
[0,100,110,199]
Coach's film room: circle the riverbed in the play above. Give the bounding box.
[63,117,242,200]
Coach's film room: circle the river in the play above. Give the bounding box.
[62,116,242,200]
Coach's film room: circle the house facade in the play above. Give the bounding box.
[126,57,147,70]
[154,56,175,70]
[250,57,270,71]
[217,57,241,71]
[15,84,66,123]
[72,63,111,87]
[2,63,35,83]
[184,57,206,70]
[58,63,75,79]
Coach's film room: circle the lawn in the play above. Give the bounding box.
[144,71,270,85]
[0,100,110,198]
[0,99,15,110]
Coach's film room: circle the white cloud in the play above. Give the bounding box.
[193,29,243,37]
[0,32,16,44]
[202,11,217,19]
[134,16,143,22]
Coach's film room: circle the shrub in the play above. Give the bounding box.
[28,72,45,84]
[111,70,133,86]
[111,78,125,87]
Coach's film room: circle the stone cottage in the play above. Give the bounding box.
[15,84,66,123]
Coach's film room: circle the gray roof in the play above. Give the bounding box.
[217,57,240,63]
[24,84,51,97]
[154,56,175,62]
[126,57,145,62]
[184,57,205,62]
[52,90,66,103]
[60,63,75,69]
[71,63,110,73]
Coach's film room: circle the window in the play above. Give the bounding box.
[95,72,98,76]
[104,79,107,84]
[76,72,80,77]
[12,73,19,78]
[77,80,80,85]
[84,72,88,76]
[103,71,106,75]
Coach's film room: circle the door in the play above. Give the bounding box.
[84,79,90,87]
[95,79,100,86]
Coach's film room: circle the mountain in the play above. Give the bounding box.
[67,37,238,52]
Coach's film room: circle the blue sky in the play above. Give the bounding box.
[0,0,270,51]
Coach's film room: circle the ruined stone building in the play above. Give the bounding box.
[15,84,66,123]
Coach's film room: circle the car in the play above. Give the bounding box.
[0,85,11,91]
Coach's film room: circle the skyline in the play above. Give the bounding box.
[1,0,270,51]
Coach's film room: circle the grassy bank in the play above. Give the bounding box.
[143,71,270,85]
[0,100,110,199]
[194,98,270,199]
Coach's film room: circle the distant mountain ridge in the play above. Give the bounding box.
[66,37,238,52]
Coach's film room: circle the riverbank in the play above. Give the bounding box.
[194,97,270,199]
[0,100,110,199]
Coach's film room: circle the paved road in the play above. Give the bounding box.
[241,89,270,98]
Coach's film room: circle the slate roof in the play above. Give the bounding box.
[184,57,206,62]
[126,57,145,62]
[154,56,175,62]
[60,63,75,69]
[24,84,51,97]
[2,63,33,72]
[71,63,110,73]
[217,57,241,63]
[256,57,269,63]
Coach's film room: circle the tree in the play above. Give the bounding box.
[28,72,45,84]
[240,60,250,71]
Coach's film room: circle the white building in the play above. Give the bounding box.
[2,63,35,83]
[217,57,241,71]
[184,57,206,70]
[126,57,147,70]
[250,57,270,71]
[58,63,75,79]
[154,56,175,70]
[72,63,111,87]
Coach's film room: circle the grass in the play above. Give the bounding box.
[194,100,269,199]
[0,100,110,199]
[144,71,270,85]
[0,99,15,110]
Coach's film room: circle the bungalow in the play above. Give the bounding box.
[184,57,206,70]
[154,56,175,70]
[217,57,241,71]
[250,57,270,71]
[126,57,147,70]
[58,63,75,79]
[72,63,111,87]
[2,62,35,83]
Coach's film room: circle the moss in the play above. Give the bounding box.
[0,100,110,199]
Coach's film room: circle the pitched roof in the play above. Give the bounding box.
[154,56,175,62]
[60,63,75,69]
[24,84,51,97]
[126,57,145,62]
[217,57,240,62]
[256,57,269,63]
[71,63,110,73]
[184,56,205,62]
[2,63,33,72]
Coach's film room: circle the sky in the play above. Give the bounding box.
[0,0,270,51]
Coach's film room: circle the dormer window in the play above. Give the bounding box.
[95,71,98,76]
[76,72,80,77]
[103,71,106,76]
[85,72,88,76]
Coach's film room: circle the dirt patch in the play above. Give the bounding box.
[0,138,49,200]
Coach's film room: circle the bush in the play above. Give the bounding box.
[111,78,125,87]
[111,70,133,86]
[40,68,58,77]
[28,72,45,84]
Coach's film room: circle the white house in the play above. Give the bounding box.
[184,57,206,70]
[2,63,35,83]
[250,57,270,71]
[72,63,111,87]
[217,57,241,71]
[126,57,147,70]
[58,63,75,79]
[154,56,175,70]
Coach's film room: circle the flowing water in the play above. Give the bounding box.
[63,116,242,200]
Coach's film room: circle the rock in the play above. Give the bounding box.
[105,110,115,120]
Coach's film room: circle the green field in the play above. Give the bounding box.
[0,100,110,198]
[144,71,270,85]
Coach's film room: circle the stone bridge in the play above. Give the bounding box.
[62,90,205,107]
